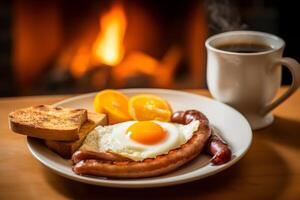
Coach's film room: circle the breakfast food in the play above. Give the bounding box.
[8,89,232,180]
[93,90,131,124]
[71,110,211,178]
[128,94,172,121]
[9,105,88,141]
[72,126,210,178]
[45,112,107,158]
[93,90,173,124]
[171,110,232,165]
[206,131,232,165]
[171,110,210,126]
[80,120,201,161]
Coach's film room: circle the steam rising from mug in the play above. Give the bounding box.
[205,0,247,32]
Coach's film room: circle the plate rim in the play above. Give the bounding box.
[27,88,252,188]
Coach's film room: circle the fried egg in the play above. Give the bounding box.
[81,120,200,161]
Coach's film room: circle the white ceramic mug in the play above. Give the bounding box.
[206,31,300,130]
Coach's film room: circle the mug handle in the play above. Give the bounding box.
[260,57,300,115]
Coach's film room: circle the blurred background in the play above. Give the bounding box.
[0,0,298,97]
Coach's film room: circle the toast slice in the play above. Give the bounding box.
[9,105,88,141]
[45,112,107,158]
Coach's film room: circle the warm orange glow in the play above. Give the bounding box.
[66,2,180,88]
[92,3,127,66]
[112,47,181,88]
[70,46,91,78]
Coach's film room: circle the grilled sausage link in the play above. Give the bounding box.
[206,134,231,165]
[171,109,231,165]
[72,150,130,164]
[72,127,211,178]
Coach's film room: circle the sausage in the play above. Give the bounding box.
[170,111,186,124]
[171,110,232,165]
[206,134,231,165]
[72,150,130,164]
[72,127,211,178]
[184,110,209,129]
[171,110,209,129]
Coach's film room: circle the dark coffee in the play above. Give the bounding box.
[216,43,273,53]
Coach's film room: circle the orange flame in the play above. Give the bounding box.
[70,46,91,78]
[92,3,127,66]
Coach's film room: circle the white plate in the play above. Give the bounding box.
[27,89,252,188]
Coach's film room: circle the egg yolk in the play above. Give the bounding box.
[126,121,167,145]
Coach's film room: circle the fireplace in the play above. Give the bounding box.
[1,0,295,96]
[10,0,208,95]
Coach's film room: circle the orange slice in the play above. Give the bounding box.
[128,94,172,121]
[93,89,131,124]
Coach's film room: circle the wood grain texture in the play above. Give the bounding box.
[0,89,299,199]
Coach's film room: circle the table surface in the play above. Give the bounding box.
[1,88,299,199]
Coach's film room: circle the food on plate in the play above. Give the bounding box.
[8,89,232,180]
[93,90,173,124]
[79,120,201,161]
[9,104,107,158]
[171,110,232,165]
[93,89,131,124]
[206,131,232,165]
[45,112,107,158]
[71,115,211,178]
[72,150,130,163]
[171,110,209,127]
[9,105,88,141]
[72,111,211,178]
[128,94,172,122]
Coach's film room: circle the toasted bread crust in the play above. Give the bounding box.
[72,124,211,178]
[45,112,107,158]
[9,105,87,141]
[10,121,80,141]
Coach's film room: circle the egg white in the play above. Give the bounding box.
[81,120,200,161]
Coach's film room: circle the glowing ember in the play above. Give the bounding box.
[92,3,127,66]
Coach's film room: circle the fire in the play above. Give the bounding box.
[92,3,127,66]
[69,2,127,77]
[66,2,181,88]
[70,46,90,78]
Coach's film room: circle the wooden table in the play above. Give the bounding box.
[1,88,299,199]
